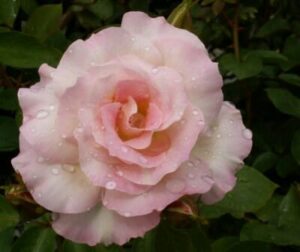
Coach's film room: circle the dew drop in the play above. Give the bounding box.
[62,164,75,173]
[116,170,124,176]
[187,161,194,167]
[57,142,63,147]
[192,109,199,116]
[145,47,150,51]
[105,181,116,190]
[152,68,158,74]
[36,110,49,119]
[229,119,233,124]
[121,146,128,153]
[90,61,96,66]
[188,173,195,179]
[131,37,136,42]
[165,179,185,193]
[103,200,108,206]
[191,76,197,81]
[201,175,214,184]
[124,212,131,217]
[37,193,42,198]
[140,157,148,164]
[37,156,44,163]
[68,49,73,54]
[216,134,221,139]
[33,175,37,179]
[51,168,59,175]
[76,127,83,133]
[49,105,55,111]
[61,134,67,139]
[242,129,252,139]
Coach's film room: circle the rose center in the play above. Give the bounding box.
[129,113,145,128]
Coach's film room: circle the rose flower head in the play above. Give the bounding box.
[12,11,252,246]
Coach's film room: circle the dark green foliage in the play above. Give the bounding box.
[0,0,299,251]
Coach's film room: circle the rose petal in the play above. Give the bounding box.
[11,150,100,214]
[52,205,160,246]
[103,158,213,216]
[157,39,223,126]
[192,102,252,204]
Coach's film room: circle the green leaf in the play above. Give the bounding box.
[129,0,150,11]
[282,36,300,69]
[246,50,288,65]
[62,240,121,252]
[0,227,15,252]
[0,116,19,151]
[241,186,300,246]
[266,88,300,118]
[0,196,19,232]
[279,73,300,87]
[212,0,225,16]
[291,130,300,165]
[0,0,20,27]
[255,17,289,38]
[253,152,278,173]
[255,195,282,222]
[20,0,38,15]
[275,155,299,178]
[219,54,263,80]
[200,167,277,218]
[0,32,61,68]
[0,88,19,111]
[12,227,56,252]
[23,4,63,42]
[212,236,239,252]
[167,0,193,30]
[87,0,114,20]
[134,221,210,252]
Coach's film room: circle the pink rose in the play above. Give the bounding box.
[12,12,252,245]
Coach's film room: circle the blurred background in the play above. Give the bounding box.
[0,0,299,251]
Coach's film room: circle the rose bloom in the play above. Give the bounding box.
[12,12,252,246]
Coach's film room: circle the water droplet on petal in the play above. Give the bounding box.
[242,129,252,139]
[216,134,221,139]
[36,110,49,119]
[188,173,195,179]
[152,68,158,74]
[62,164,75,173]
[49,105,55,111]
[187,161,194,167]
[131,37,136,42]
[192,109,199,115]
[68,49,73,54]
[51,168,59,175]
[33,175,37,179]
[121,146,128,153]
[145,47,150,51]
[165,179,185,193]
[105,181,116,190]
[124,212,131,217]
[103,200,108,206]
[57,142,63,147]
[116,170,124,176]
[191,76,197,81]
[61,134,67,139]
[37,156,44,163]
[37,193,42,198]
[201,175,214,184]
[229,120,233,124]
[140,157,148,164]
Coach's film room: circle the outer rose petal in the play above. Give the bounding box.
[11,151,100,214]
[121,12,205,50]
[193,102,252,204]
[18,88,78,164]
[52,205,160,246]
[103,159,214,216]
